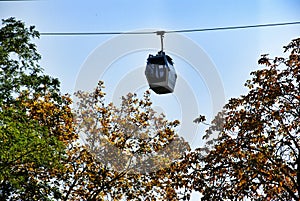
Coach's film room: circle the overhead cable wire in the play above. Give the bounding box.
[40,30,157,36]
[39,21,300,36]
[166,21,300,33]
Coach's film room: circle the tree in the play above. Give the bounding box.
[58,81,191,200]
[0,17,76,200]
[0,17,193,200]
[7,17,299,201]
[190,38,300,200]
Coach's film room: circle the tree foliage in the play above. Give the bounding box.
[2,17,299,201]
[0,17,192,200]
[0,17,76,200]
[57,82,191,200]
[190,38,300,200]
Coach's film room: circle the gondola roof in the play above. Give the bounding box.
[147,51,174,66]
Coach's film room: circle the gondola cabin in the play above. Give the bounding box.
[145,51,177,94]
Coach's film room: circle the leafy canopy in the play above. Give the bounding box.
[2,16,299,201]
[57,82,191,200]
[189,38,300,200]
[0,17,76,200]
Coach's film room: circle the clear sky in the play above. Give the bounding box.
[1,0,300,200]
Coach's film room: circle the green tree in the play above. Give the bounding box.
[0,17,76,200]
[190,38,300,200]
[0,17,193,201]
[7,17,299,201]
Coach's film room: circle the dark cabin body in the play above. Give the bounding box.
[145,51,177,94]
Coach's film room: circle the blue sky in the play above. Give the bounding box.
[1,0,300,156]
[1,0,299,96]
[1,0,300,200]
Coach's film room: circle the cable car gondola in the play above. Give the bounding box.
[145,32,177,94]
